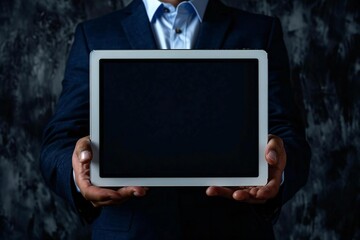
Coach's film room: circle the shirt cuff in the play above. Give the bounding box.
[73,170,81,192]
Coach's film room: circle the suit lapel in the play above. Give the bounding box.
[195,0,232,49]
[120,0,157,49]
[118,0,232,49]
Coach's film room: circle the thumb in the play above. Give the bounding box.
[75,136,92,163]
[266,150,278,165]
[80,150,92,163]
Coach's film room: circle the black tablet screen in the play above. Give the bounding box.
[99,59,259,178]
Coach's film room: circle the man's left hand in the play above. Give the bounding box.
[206,134,286,204]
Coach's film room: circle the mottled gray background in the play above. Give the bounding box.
[0,0,359,239]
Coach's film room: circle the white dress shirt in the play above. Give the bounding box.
[142,0,209,49]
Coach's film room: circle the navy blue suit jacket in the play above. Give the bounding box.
[40,0,310,239]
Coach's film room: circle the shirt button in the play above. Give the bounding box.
[163,7,170,13]
[175,28,182,34]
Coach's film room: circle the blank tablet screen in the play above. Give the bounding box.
[99,59,258,178]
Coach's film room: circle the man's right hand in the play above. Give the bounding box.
[72,136,148,207]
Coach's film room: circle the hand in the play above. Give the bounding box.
[206,134,286,204]
[72,136,148,207]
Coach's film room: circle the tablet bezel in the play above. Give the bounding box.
[90,50,268,187]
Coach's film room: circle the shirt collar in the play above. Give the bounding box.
[142,0,209,22]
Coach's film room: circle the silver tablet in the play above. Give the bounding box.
[90,50,268,187]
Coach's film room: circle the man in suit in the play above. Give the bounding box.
[40,0,311,239]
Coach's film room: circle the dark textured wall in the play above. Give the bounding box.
[0,0,359,239]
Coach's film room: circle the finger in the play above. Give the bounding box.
[91,194,134,207]
[82,186,148,203]
[117,186,148,197]
[232,189,251,201]
[82,186,122,202]
[206,186,234,199]
[249,187,260,196]
[233,188,269,203]
[207,187,269,203]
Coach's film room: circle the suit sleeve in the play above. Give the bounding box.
[40,23,99,222]
[266,18,311,203]
[252,17,311,222]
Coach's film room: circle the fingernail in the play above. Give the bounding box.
[268,150,277,161]
[208,188,217,196]
[133,191,143,197]
[80,151,91,161]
